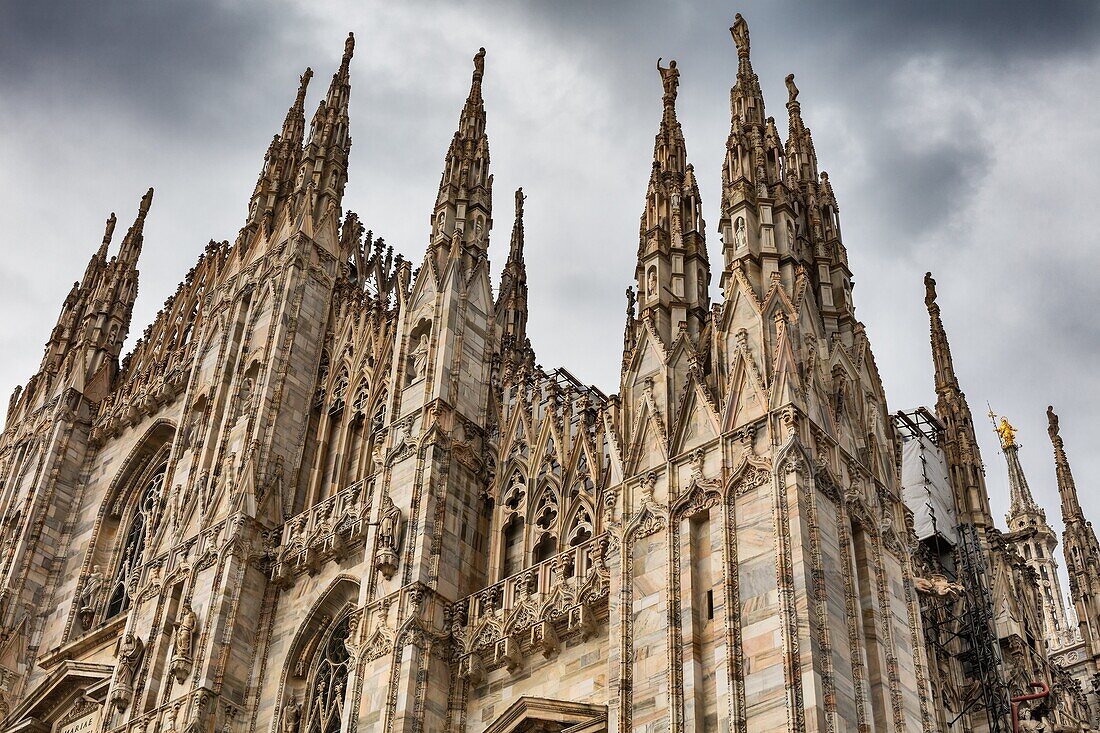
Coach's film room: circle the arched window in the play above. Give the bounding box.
[106,464,166,619]
[303,615,353,733]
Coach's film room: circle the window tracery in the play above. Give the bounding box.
[302,615,353,733]
[105,464,165,619]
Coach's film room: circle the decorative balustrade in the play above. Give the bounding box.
[450,533,610,683]
[270,479,372,585]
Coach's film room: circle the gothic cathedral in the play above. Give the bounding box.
[0,14,1097,733]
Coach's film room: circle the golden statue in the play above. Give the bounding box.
[996,416,1017,448]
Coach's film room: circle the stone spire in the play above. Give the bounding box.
[718,13,784,304]
[633,57,708,346]
[429,48,493,272]
[242,67,313,242]
[997,413,1071,643]
[496,187,529,348]
[293,33,354,235]
[782,73,818,185]
[1048,405,1100,669]
[729,13,766,128]
[1048,406,1085,522]
[924,272,994,529]
[994,414,1042,522]
[115,187,153,266]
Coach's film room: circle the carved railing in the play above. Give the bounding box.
[449,533,610,682]
[270,479,372,585]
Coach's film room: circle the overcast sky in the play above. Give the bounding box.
[2,0,1098,574]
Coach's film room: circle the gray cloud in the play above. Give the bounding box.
[1,0,1098,601]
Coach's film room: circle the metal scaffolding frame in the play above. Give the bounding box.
[895,409,1012,732]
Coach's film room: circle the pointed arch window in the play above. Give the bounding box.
[106,464,166,619]
[303,614,353,733]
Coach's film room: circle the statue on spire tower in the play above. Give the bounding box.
[785,73,799,103]
[657,58,679,104]
[731,13,750,57]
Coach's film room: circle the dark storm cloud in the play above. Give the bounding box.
[0,0,307,127]
[1,0,1098,597]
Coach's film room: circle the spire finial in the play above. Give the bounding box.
[295,67,313,108]
[657,58,679,107]
[994,414,1017,449]
[785,73,799,104]
[515,187,525,218]
[473,47,486,82]
[1047,405,1060,439]
[101,213,117,251]
[731,13,750,58]
[341,32,355,71]
[924,271,937,307]
[138,187,154,219]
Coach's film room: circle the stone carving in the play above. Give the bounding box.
[170,604,200,683]
[913,573,963,600]
[374,493,402,580]
[1017,706,1046,732]
[410,333,429,381]
[656,58,679,103]
[78,565,104,628]
[110,632,144,712]
[734,216,747,249]
[785,73,798,103]
[280,697,301,733]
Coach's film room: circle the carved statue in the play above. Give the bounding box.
[374,493,403,580]
[646,269,657,299]
[111,632,144,710]
[735,217,748,249]
[473,47,485,78]
[515,187,525,217]
[281,697,302,733]
[1047,405,1060,439]
[996,417,1017,448]
[785,73,799,104]
[924,272,937,306]
[238,378,254,418]
[80,565,104,612]
[914,572,964,599]
[377,495,401,551]
[730,13,750,57]
[1018,706,1046,732]
[174,604,198,660]
[656,58,679,103]
[411,333,429,380]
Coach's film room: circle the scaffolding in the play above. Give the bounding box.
[956,522,1013,732]
[894,409,1012,732]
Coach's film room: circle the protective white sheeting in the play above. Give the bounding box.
[900,434,957,545]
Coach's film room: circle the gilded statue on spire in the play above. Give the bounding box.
[731,13,750,57]
[657,58,679,104]
[995,416,1017,448]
